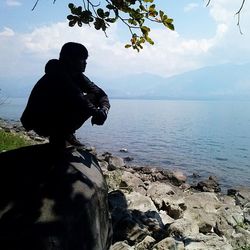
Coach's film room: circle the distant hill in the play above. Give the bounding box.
[102,63,250,100]
[1,63,250,100]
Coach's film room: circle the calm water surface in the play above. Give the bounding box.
[1,98,250,189]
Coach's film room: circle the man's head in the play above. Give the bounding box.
[59,42,88,73]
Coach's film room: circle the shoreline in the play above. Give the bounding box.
[0,117,249,193]
[1,117,250,249]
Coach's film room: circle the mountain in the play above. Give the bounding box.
[1,63,250,100]
[101,63,250,100]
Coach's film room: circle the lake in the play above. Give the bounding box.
[0,98,250,189]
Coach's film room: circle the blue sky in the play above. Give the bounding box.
[0,0,250,83]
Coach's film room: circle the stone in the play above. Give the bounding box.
[235,188,250,207]
[111,241,134,250]
[0,145,112,250]
[147,182,175,199]
[158,210,175,225]
[172,170,187,185]
[125,192,158,213]
[167,218,199,237]
[104,169,123,191]
[196,177,221,192]
[120,171,145,194]
[99,159,109,170]
[120,148,128,153]
[108,156,125,171]
[152,237,185,250]
[243,206,250,223]
[184,233,233,250]
[183,192,221,233]
[134,236,155,250]
[124,157,134,162]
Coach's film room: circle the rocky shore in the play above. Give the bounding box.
[1,118,250,249]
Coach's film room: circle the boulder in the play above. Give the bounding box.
[152,237,185,250]
[171,170,187,186]
[120,171,146,195]
[111,241,133,250]
[125,192,158,213]
[0,144,112,250]
[108,156,125,171]
[183,192,221,233]
[167,218,199,238]
[184,233,233,250]
[134,236,155,250]
[196,176,221,192]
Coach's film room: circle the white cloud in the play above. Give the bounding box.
[9,22,210,78]
[0,21,234,80]
[184,3,199,12]
[0,27,15,37]
[203,0,250,65]
[5,0,22,7]
[0,0,250,83]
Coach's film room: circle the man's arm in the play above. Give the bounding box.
[76,74,110,111]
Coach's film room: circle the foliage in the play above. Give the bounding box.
[66,0,175,51]
[32,0,246,51]
[33,0,175,52]
[0,130,32,152]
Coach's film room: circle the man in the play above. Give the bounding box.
[21,42,110,147]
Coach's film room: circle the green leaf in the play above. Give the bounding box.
[141,25,150,34]
[166,22,175,30]
[77,6,82,13]
[68,3,74,9]
[106,18,116,23]
[106,4,115,10]
[128,18,137,26]
[145,36,154,45]
[94,18,104,30]
[125,44,131,48]
[97,8,105,18]
[67,15,74,20]
[104,11,110,17]
[77,21,82,27]
[142,0,154,3]
[139,4,147,11]
[69,20,76,27]
[149,4,156,10]
[159,10,164,19]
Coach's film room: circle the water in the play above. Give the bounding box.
[1,98,250,189]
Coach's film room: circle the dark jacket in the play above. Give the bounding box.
[21,59,110,136]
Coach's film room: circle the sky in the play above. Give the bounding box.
[0,0,250,86]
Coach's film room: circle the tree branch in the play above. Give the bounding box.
[31,0,39,11]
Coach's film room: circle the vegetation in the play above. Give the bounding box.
[0,130,32,152]
[32,0,247,51]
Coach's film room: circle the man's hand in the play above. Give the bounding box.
[91,108,108,125]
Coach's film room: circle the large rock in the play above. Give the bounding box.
[120,171,146,195]
[184,233,233,250]
[183,192,221,233]
[152,237,185,250]
[167,218,199,238]
[125,192,158,213]
[0,144,112,250]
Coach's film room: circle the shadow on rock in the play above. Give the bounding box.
[108,190,167,246]
[0,144,112,250]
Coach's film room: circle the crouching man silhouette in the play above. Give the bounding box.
[21,42,110,148]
